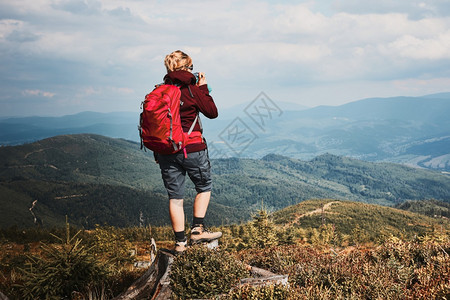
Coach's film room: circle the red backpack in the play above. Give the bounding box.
[139,84,201,155]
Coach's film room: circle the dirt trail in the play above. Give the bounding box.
[285,201,340,227]
[24,148,48,159]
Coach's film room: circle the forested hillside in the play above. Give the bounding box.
[212,153,450,212]
[1,134,449,228]
[395,199,450,218]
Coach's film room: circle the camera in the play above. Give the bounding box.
[193,72,200,83]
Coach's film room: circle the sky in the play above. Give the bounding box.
[1,0,450,117]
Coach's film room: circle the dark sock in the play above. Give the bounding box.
[174,231,185,242]
[192,217,204,227]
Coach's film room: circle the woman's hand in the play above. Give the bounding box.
[196,72,207,86]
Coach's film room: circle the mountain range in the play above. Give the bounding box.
[1,134,449,229]
[1,93,449,171]
[203,92,450,170]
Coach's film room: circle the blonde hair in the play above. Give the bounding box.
[164,50,193,72]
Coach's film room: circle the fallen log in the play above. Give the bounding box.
[112,249,173,300]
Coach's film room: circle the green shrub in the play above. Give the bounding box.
[225,283,290,300]
[18,224,111,300]
[170,246,249,299]
[88,225,133,266]
[236,238,450,299]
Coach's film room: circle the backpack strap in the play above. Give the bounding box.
[182,113,202,159]
[187,85,194,98]
[167,108,179,151]
[188,113,199,135]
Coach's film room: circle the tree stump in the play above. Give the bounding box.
[115,239,288,299]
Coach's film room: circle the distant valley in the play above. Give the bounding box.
[1,93,449,172]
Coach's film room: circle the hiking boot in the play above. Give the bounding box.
[174,239,187,254]
[190,224,222,244]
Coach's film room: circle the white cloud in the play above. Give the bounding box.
[22,89,55,97]
[51,0,102,15]
[273,4,329,35]
[393,77,450,93]
[0,19,23,39]
[1,0,450,116]
[383,32,450,60]
[111,87,134,94]
[80,87,101,96]
[331,0,450,18]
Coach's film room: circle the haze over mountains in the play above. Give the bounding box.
[1,93,449,172]
[204,92,450,171]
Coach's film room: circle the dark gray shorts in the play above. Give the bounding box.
[156,149,212,199]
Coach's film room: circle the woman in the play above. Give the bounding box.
[156,50,222,254]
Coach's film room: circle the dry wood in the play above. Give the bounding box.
[240,265,289,287]
[112,249,173,300]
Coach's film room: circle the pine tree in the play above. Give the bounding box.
[19,219,110,299]
[251,208,278,248]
